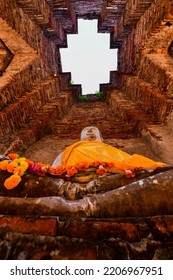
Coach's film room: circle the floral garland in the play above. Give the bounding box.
[0,153,136,190]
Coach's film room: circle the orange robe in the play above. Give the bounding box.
[62,141,166,171]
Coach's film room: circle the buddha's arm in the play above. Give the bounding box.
[51,152,63,168]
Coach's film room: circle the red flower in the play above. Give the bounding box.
[96,167,107,175]
[66,166,78,176]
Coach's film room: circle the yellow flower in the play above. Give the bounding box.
[13,159,28,169]
[18,161,28,170]
[13,157,26,165]
[13,166,26,176]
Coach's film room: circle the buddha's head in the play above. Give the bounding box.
[80,126,103,142]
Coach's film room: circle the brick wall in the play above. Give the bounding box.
[109,0,173,133]
[0,0,73,145]
[118,0,172,73]
[0,215,173,259]
[0,0,62,77]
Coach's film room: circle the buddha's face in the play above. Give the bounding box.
[81,126,102,142]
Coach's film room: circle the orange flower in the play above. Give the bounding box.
[66,166,78,176]
[0,160,9,171]
[75,162,90,171]
[55,165,66,175]
[41,166,48,174]
[99,161,108,167]
[96,167,107,175]
[25,159,34,165]
[7,153,19,160]
[90,161,100,167]
[9,159,29,176]
[36,162,49,168]
[4,174,21,190]
[7,162,15,173]
[48,166,56,175]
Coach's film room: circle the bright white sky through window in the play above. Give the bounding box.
[60,19,118,95]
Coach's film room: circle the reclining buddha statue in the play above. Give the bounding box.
[0,126,173,220]
[51,126,165,172]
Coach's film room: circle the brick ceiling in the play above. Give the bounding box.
[15,0,156,48]
[45,0,129,34]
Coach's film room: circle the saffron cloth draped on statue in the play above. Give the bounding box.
[62,141,166,171]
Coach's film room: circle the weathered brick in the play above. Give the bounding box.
[146,216,173,241]
[0,216,57,236]
[58,220,140,242]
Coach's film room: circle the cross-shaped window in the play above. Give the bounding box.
[60,19,117,95]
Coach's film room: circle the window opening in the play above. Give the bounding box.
[60,19,118,95]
